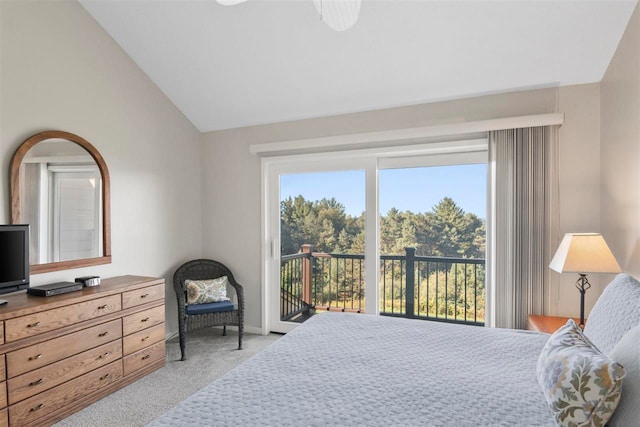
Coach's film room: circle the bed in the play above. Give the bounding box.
[148,273,640,427]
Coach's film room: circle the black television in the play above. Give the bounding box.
[0,224,30,294]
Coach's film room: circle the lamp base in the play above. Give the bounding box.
[575,273,591,328]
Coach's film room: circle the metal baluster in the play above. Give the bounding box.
[417,260,421,316]
[392,260,396,314]
[464,263,468,323]
[342,257,347,311]
[358,257,363,313]
[445,264,448,319]
[426,261,430,317]
[383,260,387,314]
[350,258,355,310]
[329,258,333,309]
[454,262,458,320]
[435,262,439,318]
[474,263,478,323]
[312,255,316,306]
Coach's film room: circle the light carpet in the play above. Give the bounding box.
[53,329,281,427]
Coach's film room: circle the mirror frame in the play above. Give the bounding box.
[10,130,111,274]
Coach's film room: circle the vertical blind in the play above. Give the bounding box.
[487,126,559,329]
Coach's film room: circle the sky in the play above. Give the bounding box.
[280,164,487,218]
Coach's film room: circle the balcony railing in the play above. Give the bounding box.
[281,245,485,326]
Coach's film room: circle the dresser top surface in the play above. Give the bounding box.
[0,276,164,321]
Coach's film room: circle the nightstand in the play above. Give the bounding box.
[526,315,578,334]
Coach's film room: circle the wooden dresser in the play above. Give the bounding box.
[0,275,166,427]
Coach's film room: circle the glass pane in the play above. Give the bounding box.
[279,170,365,322]
[52,172,102,262]
[379,164,487,324]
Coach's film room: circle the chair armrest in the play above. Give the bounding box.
[235,283,244,312]
[173,276,187,307]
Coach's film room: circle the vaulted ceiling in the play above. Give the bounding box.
[80,0,637,132]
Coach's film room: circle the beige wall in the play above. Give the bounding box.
[601,4,640,279]
[555,83,604,316]
[0,1,203,336]
[202,84,603,330]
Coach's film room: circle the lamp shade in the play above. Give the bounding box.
[550,233,621,274]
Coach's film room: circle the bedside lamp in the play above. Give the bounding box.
[549,233,621,328]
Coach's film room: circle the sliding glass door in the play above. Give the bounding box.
[378,164,487,323]
[279,170,366,323]
[262,140,487,333]
[264,156,377,333]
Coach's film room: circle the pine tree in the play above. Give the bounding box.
[281,195,485,258]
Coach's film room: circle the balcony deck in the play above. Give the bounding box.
[281,246,485,326]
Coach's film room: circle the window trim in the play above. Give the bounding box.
[251,113,562,156]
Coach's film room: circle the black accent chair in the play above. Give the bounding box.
[173,259,244,360]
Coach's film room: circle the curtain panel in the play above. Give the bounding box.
[487,127,559,329]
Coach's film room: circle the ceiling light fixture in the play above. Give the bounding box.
[216,0,361,32]
[313,0,361,31]
[216,0,248,5]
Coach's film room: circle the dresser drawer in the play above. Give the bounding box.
[7,319,122,378]
[5,295,121,342]
[0,321,4,345]
[123,340,165,376]
[0,382,5,410]
[8,339,123,405]
[0,355,5,410]
[122,284,164,309]
[9,360,123,426]
[0,408,6,427]
[0,355,5,382]
[123,323,165,356]
[123,305,164,336]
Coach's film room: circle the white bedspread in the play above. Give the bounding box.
[148,313,554,426]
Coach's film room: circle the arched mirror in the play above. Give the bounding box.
[10,130,111,274]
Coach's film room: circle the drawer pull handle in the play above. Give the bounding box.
[141,336,150,342]
[30,403,44,412]
[140,293,149,298]
[98,352,110,359]
[141,354,151,360]
[29,354,42,361]
[97,304,108,309]
[98,331,109,337]
[29,378,43,387]
[27,321,41,328]
[100,373,111,381]
[141,317,150,322]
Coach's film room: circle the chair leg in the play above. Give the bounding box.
[238,308,243,350]
[179,332,186,361]
[178,312,187,361]
[222,325,227,336]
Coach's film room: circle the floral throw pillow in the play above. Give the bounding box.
[536,319,625,427]
[186,277,231,305]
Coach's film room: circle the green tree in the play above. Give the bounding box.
[427,197,485,258]
[280,196,353,254]
[280,196,315,255]
[380,208,403,254]
[282,195,485,258]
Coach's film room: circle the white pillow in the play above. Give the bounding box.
[536,319,625,427]
[608,323,640,426]
[185,277,231,305]
[583,273,640,355]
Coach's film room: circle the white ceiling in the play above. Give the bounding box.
[79,0,637,133]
